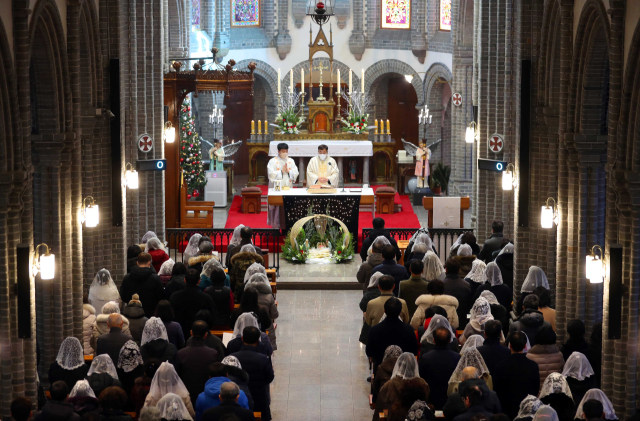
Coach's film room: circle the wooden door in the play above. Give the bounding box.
[315,113,328,132]
[387,76,419,155]
[224,91,253,175]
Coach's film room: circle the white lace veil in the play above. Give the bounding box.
[202,257,223,278]
[368,272,384,289]
[414,233,433,251]
[517,395,543,420]
[87,354,119,379]
[230,224,245,248]
[420,314,455,344]
[522,266,550,292]
[539,372,573,400]
[222,356,242,369]
[88,269,120,314]
[232,312,260,339]
[145,237,164,252]
[410,228,430,243]
[479,290,500,305]
[101,301,121,314]
[457,244,472,257]
[157,393,193,421]
[149,362,190,400]
[244,262,267,283]
[423,251,445,281]
[56,337,85,370]
[562,352,595,381]
[383,345,403,361]
[533,405,560,421]
[240,244,256,253]
[118,340,144,373]
[450,235,463,252]
[470,297,494,330]
[142,231,157,244]
[184,233,202,258]
[368,236,391,256]
[460,335,485,353]
[485,262,504,286]
[575,389,616,420]
[246,273,270,290]
[466,260,487,284]
[141,317,169,346]
[406,400,430,421]
[498,243,514,256]
[69,380,96,398]
[391,352,420,379]
[159,259,175,276]
[449,348,490,384]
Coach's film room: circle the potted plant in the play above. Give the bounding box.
[429,178,442,195]
[431,162,451,195]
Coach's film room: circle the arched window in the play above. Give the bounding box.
[440,0,452,31]
[381,0,411,29]
[192,0,200,29]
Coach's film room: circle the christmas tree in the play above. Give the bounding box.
[179,98,207,196]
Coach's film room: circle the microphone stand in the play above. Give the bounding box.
[341,174,346,192]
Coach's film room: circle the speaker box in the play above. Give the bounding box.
[17,244,31,339]
[608,244,622,339]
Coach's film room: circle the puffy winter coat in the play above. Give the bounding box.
[508,310,551,347]
[356,253,385,292]
[148,249,170,273]
[83,304,96,355]
[188,254,218,274]
[526,344,565,388]
[121,303,147,345]
[253,281,278,350]
[91,314,131,351]
[230,252,265,301]
[453,255,477,278]
[411,294,460,329]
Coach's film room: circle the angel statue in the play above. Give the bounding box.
[202,138,243,171]
[402,138,442,188]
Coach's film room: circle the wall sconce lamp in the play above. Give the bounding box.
[34,243,55,280]
[125,163,139,189]
[586,245,605,284]
[81,196,100,227]
[164,121,175,144]
[541,197,558,229]
[502,163,516,191]
[465,121,477,144]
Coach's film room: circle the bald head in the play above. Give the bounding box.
[461,366,479,381]
[107,313,123,329]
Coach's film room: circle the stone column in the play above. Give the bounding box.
[337,157,344,180]
[363,157,370,185]
[348,0,365,60]
[298,157,305,187]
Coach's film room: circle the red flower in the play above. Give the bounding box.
[350,123,354,126]
[337,250,342,254]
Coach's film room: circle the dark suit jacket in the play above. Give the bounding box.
[95,327,133,367]
[230,345,274,409]
[366,318,419,366]
[452,405,494,421]
[479,233,505,263]
[493,353,540,419]
[360,228,402,261]
[443,274,472,328]
[175,339,219,406]
[201,400,255,421]
[170,285,216,338]
[419,345,461,410]
[372,260,410,295]
[477,338,511,374]
[443,378,501,421]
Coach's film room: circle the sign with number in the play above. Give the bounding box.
[452,93,463,107]
[488,133,504,153]
[137,133,153,153]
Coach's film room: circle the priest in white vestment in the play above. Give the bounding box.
[306,144,340,187]
[267,143,299,229]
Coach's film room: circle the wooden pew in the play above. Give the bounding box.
[254,412,262,421]
[211,330,233,338]
[397,240,410,266]
[84,355,93,362]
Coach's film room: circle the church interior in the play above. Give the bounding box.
[1,0,640,420]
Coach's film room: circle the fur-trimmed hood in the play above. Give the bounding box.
[188,254,217,267]
[453,255,477,265]
[415,294,459,308]
[230,251,264,266]
[83,304,96,318]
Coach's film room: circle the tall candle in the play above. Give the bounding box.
[374,119,378,134]
[257,120,262,134]
[290,69,293,93]
[349,69,352,94]
[361,69,365,92]
[251,120,255,134]
[264,120,268,134]
[301,69,304,98]
[386,119,390,134]
[277,69,281,94]
[337,69,340,93]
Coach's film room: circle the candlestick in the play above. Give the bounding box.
[290,69,293,93]
[349,69,352,94]
[277,69,281,94]
[251,120,255,134]
[374,119,378,134]
[301,69,305,106]
[361,69,365,92]
[264,120,268,135]
[257,120,262,134]
[336,69,340,94]
[386,119,390,135]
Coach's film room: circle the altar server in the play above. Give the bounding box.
[306,144,339,187]
[267,143,299,229]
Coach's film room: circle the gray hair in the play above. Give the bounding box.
[220,381,240,400]
[461,366,480,381]
[139,406,161,421]
[199,241,214,254]
[412,243,428,254]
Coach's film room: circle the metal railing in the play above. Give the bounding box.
[362,227,474,263]
[166,228,281,275]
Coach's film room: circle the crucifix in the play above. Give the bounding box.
[314,62,329,101]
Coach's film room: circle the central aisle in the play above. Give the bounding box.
[270,290,374,421]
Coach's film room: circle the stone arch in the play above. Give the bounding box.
[365,59,423,105]
[286,58,360,94]
[620,20,640,172]
[236,59,278,125]
[0,21,20,171]
[423,62,452,165]
[456,0,474,48]
[423,62,453,104]
[168,0,189,57]
[537,0,561,109]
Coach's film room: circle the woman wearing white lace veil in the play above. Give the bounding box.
[244,262,267,284]
[368,235,391,256]
[200,257,228,291]
[475,262,513,311]
[158,258,175,283]
[375,352,430,421]
[514,395,543,421]
[88,268,121,316]
[371,346,403,404]
[226,312,273,356]
[522,266,550,292]
[414,233,433,254]
[357,236,390,293]
[156,393,193,421]
[245,272,278,349]
[562,352,597,413]
[229,224,245,249]
[452,244,476,278]
[141,231,157,245]
[144,362,195,418]
[86,354,122,397]
[146,237,170,273]
[465,259,487,297]
[495,242,515,290]
[140,317,177,365]
[478,290,510,337]
[460,334,485,353]
[422,251,446,281]
[117,340,145,396]
[48,337,89,392]
[539,373,575,421]
[67,379,99,416]
[574,389,617,420]
[532,405,560,421]
[91,301,132,351]
[183,233,202,265]
[70,379,96,398]
[448,347,492,395]
[460,297,505,345]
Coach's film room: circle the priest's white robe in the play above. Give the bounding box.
[306,156,339,187]
[266,156,299,229]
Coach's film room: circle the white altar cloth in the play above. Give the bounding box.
[432,197,461,228]
[268,187,374,198]
[268,140,373,157]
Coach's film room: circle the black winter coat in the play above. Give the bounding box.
[478,233,506,263]
[98,409,133,421]
[205,284,234,328]
[474,283,513,312]
[170,285,216,339]
[419,345,461,410]
[366,317,419,366]
[541,393,576,421]
[508,309,551,347]
[165,274,187,299]
[360,228,402,261]
[443,378,501,421]
[48,362,89,394]
[495,253,514,290]
[34,401,81,421]
[477,338,511,374]
[120,266,165,318]
[86,372,122,398]
[227,365,255,410]
[140,338,177,364]
[186,334,226,361]
[493,353,540,419]
[359,288,382,312]
[443,274,472,329]
[66,396,99,417]
[231,346,275,420]
[566,376,597,410]
[175,339,220,407]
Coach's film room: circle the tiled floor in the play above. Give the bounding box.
[269,290,374,421]
[277,256,363,283]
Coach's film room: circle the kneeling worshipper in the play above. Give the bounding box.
[267,143,299,229]
[306,144,339,186]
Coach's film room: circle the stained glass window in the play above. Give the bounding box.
[381,0,410,29]
[191,0,200,29]
[440,0,452,31]
[231,0,261,27]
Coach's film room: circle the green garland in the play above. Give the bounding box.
[282,228,309,263]
[281,222,355,264]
